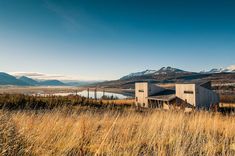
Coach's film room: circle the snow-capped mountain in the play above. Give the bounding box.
[203,65,235,73]
[154,66,186,75]
[224,65,235,72]
[121,70,157,80]
[206,68,224,73]
[120,67,187,80]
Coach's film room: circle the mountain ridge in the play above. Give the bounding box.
[18,76,40,86]
[121,65,235,80]
[0,72,67,86]
[201,65,235,74]
[1,65,235,87]
[0,72,29,86]
[120,66,189,80]
[38,80,66,86]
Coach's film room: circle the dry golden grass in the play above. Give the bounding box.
[100,99,135,105]
[1,109,235,156]
[220,103,235,108]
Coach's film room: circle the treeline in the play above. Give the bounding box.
[0,94,131,110]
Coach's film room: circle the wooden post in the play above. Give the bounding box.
[94,88,97,100]
[87,88,89,99]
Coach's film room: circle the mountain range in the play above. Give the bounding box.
[0,72,102,86]
[0,72,29,86]
[0,72,69,86]
[1,65,235,87]
[200,65,235,74]
[121,65,235,80]
[120,67,189,80]
[94,65,235,89]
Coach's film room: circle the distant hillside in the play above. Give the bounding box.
[19,76,67,86]
[2,65,235,88]
[39,80,66,86]
[18,76,39,86]
[94,66,235,89]
[63,80,101,86]
[121,66,191,81]
[0,72,67,86]
[121,70,157,80]
[155,67,187,75]
[0,72,29,86]
[201,65,235,73]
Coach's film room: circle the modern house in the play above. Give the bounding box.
[135,81,219,110]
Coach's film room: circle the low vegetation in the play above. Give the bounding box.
[0,94,235,155]
[0,109,235,155]
[0,94,132,110]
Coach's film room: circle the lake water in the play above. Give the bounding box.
[52,90,130,99]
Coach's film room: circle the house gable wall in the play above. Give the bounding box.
[135,82,149,107]
[175,84,196,107]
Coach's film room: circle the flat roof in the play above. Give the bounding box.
[175,80,210,86]
[148,94,176,102]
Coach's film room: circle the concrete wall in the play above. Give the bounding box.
[135,82,165,107]
[175,84,196,107]
[196,86,220,109]
[135,82,149,107]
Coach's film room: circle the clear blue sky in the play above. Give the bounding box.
[0,0,235,80]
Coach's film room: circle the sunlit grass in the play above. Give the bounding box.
[0,109,235,155]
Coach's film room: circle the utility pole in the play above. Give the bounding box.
[87,88,90,99]
[103,89,105,97]
[94,88,97,100]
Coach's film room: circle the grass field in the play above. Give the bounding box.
[1,108,235,156]
[0,86,82,94]
[0,93,235,155]
[100,99,135,105]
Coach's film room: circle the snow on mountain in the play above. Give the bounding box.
[206,68,224,73]
[154,66,186,75]
[121,65,235,80]
[120,67,187,80]
[225,65,235,72]
[121,70,157,79]
[203,65,235,73]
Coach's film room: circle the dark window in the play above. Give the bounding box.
[143,103,145,107]
[139,90,144,92]
[136,97,138,102]
[184,91,194,94]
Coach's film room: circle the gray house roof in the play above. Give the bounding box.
[176,81,212,90]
